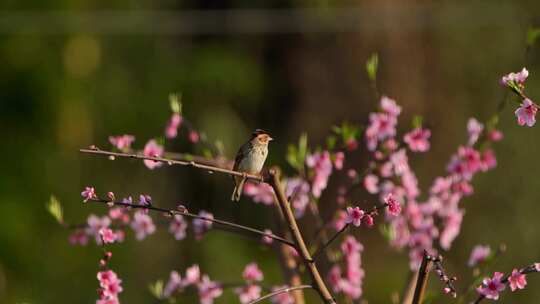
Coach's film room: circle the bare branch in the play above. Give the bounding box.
[248,285,314,304]
[268,168,336,304]
[411,250,433,304]
[79,148,264,182]
[312,224,349,261]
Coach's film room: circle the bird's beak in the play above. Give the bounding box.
[268,136,274,141]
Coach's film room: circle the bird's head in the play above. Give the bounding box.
[252,129,273,145]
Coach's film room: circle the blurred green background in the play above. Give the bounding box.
[1,1,540,303]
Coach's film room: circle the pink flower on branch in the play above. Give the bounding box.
[165,113,183,139]
[142,139,164,169]
[109,134,135,151]
[384,193,402,216]
[345,207,364,227]
[468,245,491,267]
[515,98,538,127]
[163,271,182,297]
[130,211,156,240]
[500,67,529,88]
[198,275,222,304]
[235,284,262,304]
[192,211,214,239]
[508,269,527,291]
[242,263,264,282]
[81,186,97,202]
[169,214,188,240]
[476,272,505,300]
[99,228,117,244]
[467,118,484,146]
[403,128,431,152]
[97,270,123,303]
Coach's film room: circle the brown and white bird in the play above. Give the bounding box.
[231,129,273,201]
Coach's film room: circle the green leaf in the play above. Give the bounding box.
[326,135,337,150]
[526,27,540,47]
[149,279,164,299]
[286,133,309,171]
[169,93,182,114]
[412,115,423,129]
[379,224,395,242]
[366,53,379,82]
[46,195,63,224]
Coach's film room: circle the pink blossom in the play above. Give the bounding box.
[467,118,484,146]
[243,182,274,205]
[365,113,397,151]
[285,178,310,218]
[198,275,223,304]
[535,263,540,272]
[333,151,345,170]
[81,186,97,202]
[508,269,527,291]
[184,265,201,285]
[385,193,402,216]
[262,229,273,245]
[109,134,135,151]
[130,211,156,240]
[169,215,187,240]
[143,139,164,169]
[163,271,182,297]
[363,174,379,194]
[404,128,431,152]
[515,98,538,127]
[270,285,294,304]
[333,210,348,231]
[188,130,200,143]
[346,138,358,151]
[380,96,402,116]
[480,149,497,171]
[476,272,506,300]
[345,207,364,227]
[242,263,263,282]
[488,129,503,142]
[500,67,529,87]
[86,214,111,243]
[439,211,463,250]
[108,207,129,224]
[69,229,89,245]
[363,214,374,227]
[328,265,342,292]
[192,211,213,239]
[235,284,261,304]
[468,245,491,267]
[165,113,183,139]
[99,228,117,244]
[306,151,333,198]
[97,270,123,302]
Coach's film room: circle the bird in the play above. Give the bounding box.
[231,129,273,201]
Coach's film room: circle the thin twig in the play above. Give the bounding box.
[86,197,295,248]
[268,168,336,304]
[312,224,349,261]
[411,250,433,304]
[80,148,264,182]
[248,285,314,304]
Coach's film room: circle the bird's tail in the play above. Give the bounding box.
[231,177,246,202]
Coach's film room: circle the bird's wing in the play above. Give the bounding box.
[233,141,250,172]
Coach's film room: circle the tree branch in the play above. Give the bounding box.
[411,250,433,304]
[267,168,336,304]
[80,148,263,182]
[86,197,295,248]
[248,285,314,304]
[312,224,349,261]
